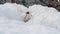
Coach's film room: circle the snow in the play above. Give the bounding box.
[0,3,60,34]
[28,5,60,30]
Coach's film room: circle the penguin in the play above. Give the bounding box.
[24,12,32,23]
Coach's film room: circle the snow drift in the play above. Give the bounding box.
[28,5,60,30]
[0,3,28,21]
[0,3,60,34]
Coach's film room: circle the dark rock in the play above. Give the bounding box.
[48,0,60,12]
[0,0,60,12]
[12,0,49,7]
[0,0,7,4]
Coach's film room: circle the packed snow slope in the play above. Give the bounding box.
[0,3,60,34]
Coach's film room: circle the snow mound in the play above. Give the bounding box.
[28,5,60,30]
[0,3,60,34]
[0,3,28,21]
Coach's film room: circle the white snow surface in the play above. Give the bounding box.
[0,3,60,34]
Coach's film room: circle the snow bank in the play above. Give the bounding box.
[0,3,28,21]
[0,3,60,34]
[28,5,60,30]
[0,17,60,34]
[0,18,60,34]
